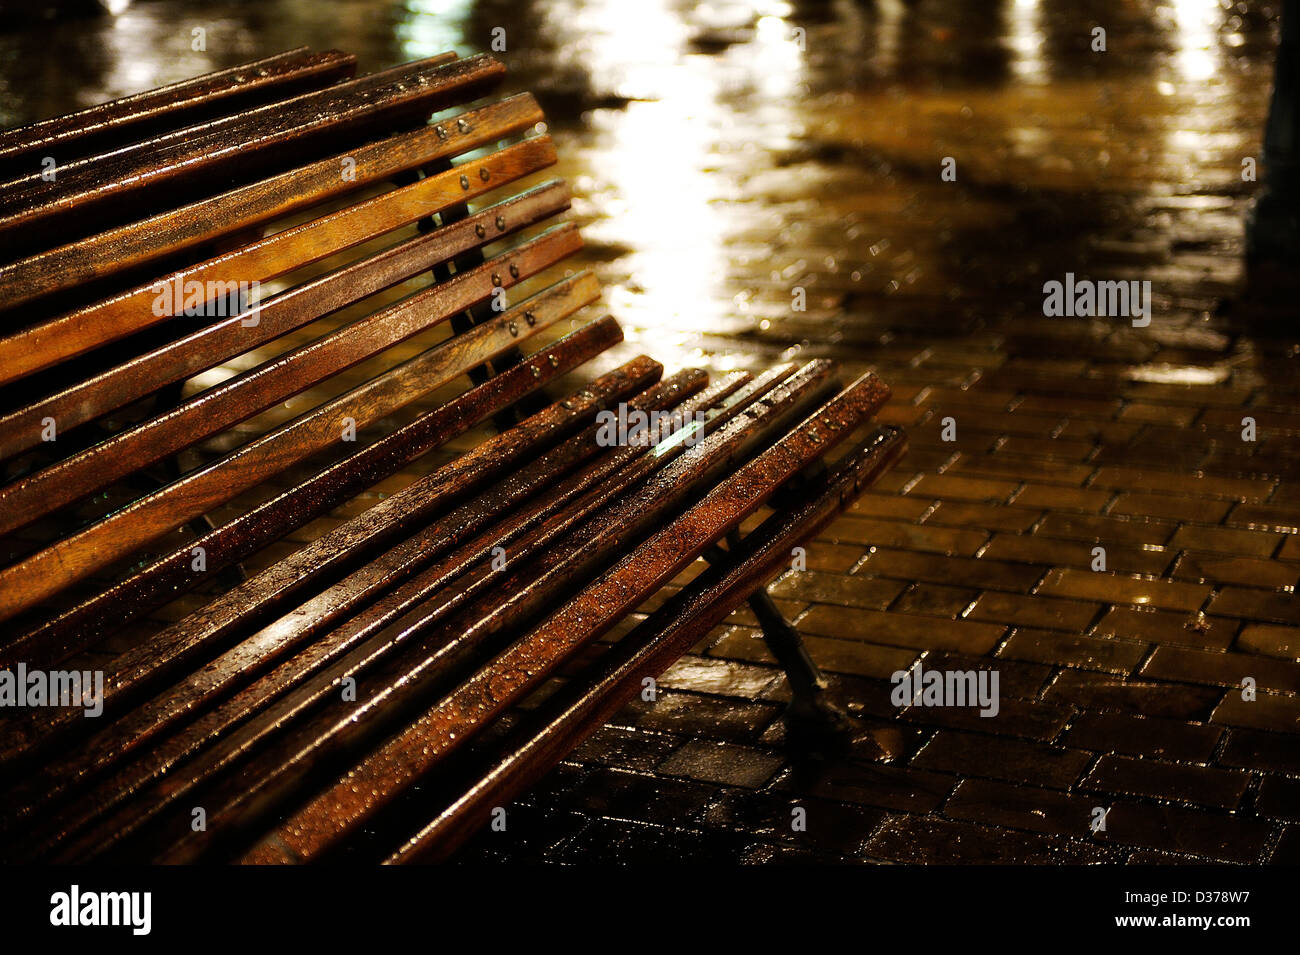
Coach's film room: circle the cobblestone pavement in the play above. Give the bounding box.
[5,0,1297,863]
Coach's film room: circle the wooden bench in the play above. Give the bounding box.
[0,48,906,864]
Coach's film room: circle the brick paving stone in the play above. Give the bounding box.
[857,546,1045,591]
[981,533,1172,576]
[951,455,1097,486]
[773,762,956,814]
[1110,491,1233,523]
[798,540,865,572]
[796,604,1006,654]
[1044,671,1223,721]
[1037,567,1211,612]
[891,582,980,617]
[1061,712,1224,763]
[1094,606,1237,651]
[910,730,1093,788]
[818,516,988,556]
[1035,513,1177,547]
[923,650,1055,699]
[1087,467,1275,503]
[562,767,718,827]
[631,691,782,744]
[1081,754,1250,810]
[767,570,905,609]
[998,628,1148,674]
[1126,850,1208,864]
[1090,803,1273,863]
[1211,692,1300,734]
[847,492,933,521]
[1140,645,1300,694]
[899,695,1074,741]
[656,655,784,699]
[1255,776,1300,822]
[944,779,1095,837]
[1236,624,1300,659]
[550,820,750,864]
[702,791,887,853]
[922,500,1041,533]
[863,815,1118,864]
[1011,484,1114,514]
[1226,502,1300,534]
[570,726,684,773]
[1171,552,1300,590]
[1169,524,1285,558]
[1218,728,1300,775]
[1210,587,1300,626]
[1270,827,1300,865]
[906,473,1022,504]
[657,740,786,789]
[967,590,1101,631]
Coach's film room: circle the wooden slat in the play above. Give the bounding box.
[389,427,908,863]
[0,180,571,463]
[0,316,626,674]
[162,362,834,862]
[0,94,545,311]
[0,223,584,534]
[0,352,664,779]
[238,369,891,863]
[0,53,495,255]
[8,371,720,863]
[0,270,601,622]
[0,134,558,386]
[0,49,357,176]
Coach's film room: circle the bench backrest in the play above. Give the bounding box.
[0,50,622,661]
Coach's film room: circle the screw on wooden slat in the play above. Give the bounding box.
[475,224,486,238]
[491,272,502,286]
[479,167,491,182]
[508,321,519,337]
[495,215,506,231]
[457,118,471,133]
[435,125,448,140]
[509,263,520,279]
[524,310,537,326]
[459,174,470,190]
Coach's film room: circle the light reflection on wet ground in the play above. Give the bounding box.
[0,0,1284,382]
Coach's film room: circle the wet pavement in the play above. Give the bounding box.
[3,0,1298,863]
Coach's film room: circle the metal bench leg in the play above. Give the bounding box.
[713,530,859,749]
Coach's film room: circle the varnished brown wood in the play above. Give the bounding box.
[0,316,625,675]
[0,49,357,178]
[0,270,600,622]
[6,369,718,862]
[0,134,559,387]
[0,94,545,311]
[389,426,908,863]
[0,181,572,463]
[237,365,889,863]
[0,53,495,255]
